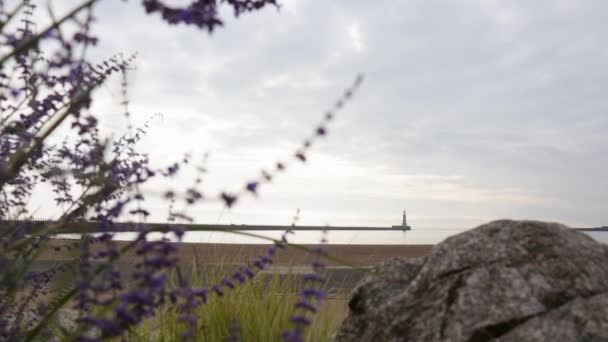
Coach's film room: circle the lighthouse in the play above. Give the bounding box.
[392,210,411,231]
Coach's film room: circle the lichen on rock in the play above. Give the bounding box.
[336,220,608,342]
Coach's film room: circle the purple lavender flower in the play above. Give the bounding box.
[221,278,236,289]
[282,228,332,341]
[299,288,327,303]
[220,192,238,207]
[240,266,255,279]
[245,181,258,194]
[294,301,317,313]
[281,330,304,342]
[232,271,247,284]
[141,0,278,31]
[192,288,208,302]
[294,152,306,162]
[253,259,266,270]
[302,273,325,284]
[311,260,326,270]
[212,284,225,297]
[267,245,277,256]
[290,315,312,327]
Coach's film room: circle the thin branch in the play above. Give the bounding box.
[0,79,101,190]
[0,0,98,68]
[0,1,27,32]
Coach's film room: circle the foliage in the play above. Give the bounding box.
[0,1,363,341]
[125,261,347,342]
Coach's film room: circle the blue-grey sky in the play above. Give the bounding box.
[41,1,608,243]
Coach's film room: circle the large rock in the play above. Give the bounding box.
[336,220,608,341]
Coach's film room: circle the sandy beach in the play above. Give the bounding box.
[40,239,433,266]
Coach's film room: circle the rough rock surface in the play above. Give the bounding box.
[335,220,608,342]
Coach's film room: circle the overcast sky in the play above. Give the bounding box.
[40,0,608,243]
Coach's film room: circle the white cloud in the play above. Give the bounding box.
[27,0,608,240]
[347,22,365,52]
